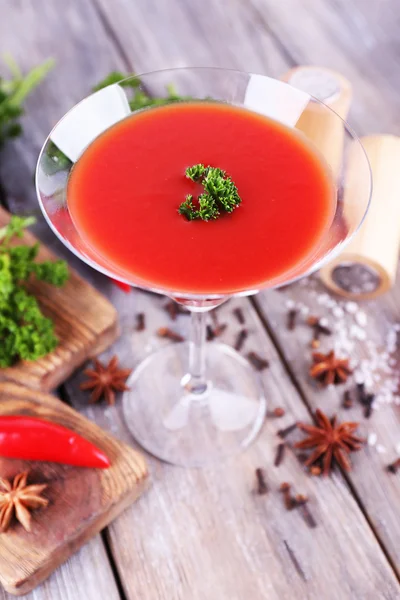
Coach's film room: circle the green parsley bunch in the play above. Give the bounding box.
[0,216,68,367]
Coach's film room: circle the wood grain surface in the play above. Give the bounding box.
[0,0,400,598]
[0,382,148,596]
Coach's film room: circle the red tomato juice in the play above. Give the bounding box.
[67,102,335,294]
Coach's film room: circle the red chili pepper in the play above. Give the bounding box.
[110,278,131,293]
[0,416,110,469]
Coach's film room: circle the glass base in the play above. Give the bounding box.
[122,342,266,467]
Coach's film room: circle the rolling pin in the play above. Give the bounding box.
[281,66,352,177]
[319,135,400,300]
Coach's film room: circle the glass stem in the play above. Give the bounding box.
[187,309,208,394]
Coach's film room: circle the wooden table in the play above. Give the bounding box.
[1,1,400,598]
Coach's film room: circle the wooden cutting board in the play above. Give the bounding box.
[0,382,149,596]
[0,207,120,391]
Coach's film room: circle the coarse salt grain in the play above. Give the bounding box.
[285,299,295,309]
[349,325,367,341]
[376,444,387,454]
[368,432,377,447]
[345,301,358,314]
[355,311,367,327]
[332,306,344,319]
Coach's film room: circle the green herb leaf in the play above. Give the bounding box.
[0,215,68,366]
[0,56,54,148]
[178,164,242,222]
[93,72,193,113]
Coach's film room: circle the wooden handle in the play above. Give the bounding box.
[320,135,400,299]
[281,66,352,176]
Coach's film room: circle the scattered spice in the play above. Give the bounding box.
[307,316,332,348]
[272,407,285,418]
[295,495,317,528]
[277,423,297,439]
[279,482,296,510]
[206,323,227,340]
[0,472,48,533]
[310,350,352,386]
[163,300,188,320]
[342,390,353,409]
[206,325,215,341]
[255,468,268,495]
[287,309,298,331]
[307,316,332,337]
[363,396,374,419]
[80,356,132,405]
[296,452,309,465]
[274,443,286,467]
[295,409,365,475]
[247,351,269,371]
[234,329,248,351]
[386,458,400,474]
[356,383,375,418]
[295,493,308,505]
[135,312,145,331]
[310,465,322,476]
[233,307,245,325]
[157,327,185,342]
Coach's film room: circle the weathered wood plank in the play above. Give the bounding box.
[255,276,400,574]
[244,0,400,134]
[1,0,400,598]
[0,538,121,600]
[65,292,400,600]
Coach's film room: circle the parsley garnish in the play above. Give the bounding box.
[0,216,69,367]
[93,71,192,112]
[178,164,242,221]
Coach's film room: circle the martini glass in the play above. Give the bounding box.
[35,68,371,467]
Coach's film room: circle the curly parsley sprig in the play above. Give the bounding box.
[0,216,69,367]
[178,164,242,221]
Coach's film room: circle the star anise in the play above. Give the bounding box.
[0,472,48,533]
[295,409,365,476]
[310,350,352,386]
[80,355,132,405]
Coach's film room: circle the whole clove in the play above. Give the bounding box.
[272,407,285,418]
[247,351,269,371]
[234,329,248,351]
[255,468,268,495]
[157,327,185,342]
[163,301,188,320]
[206,325,216,341]
[279,482,296,510]
[277,423,298,439]
[386,458,400,474]
[274,443,286,467]
[233,307,245,325]
[356,383,374,417]
[363,394,375,418]
[307,316,332,346]
[295,495,317,528]
[342,390,353,409]
[135,312,145,331]
[207,323,227,340]
[287,309,298,331]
